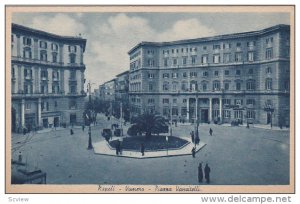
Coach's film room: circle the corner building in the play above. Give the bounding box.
[11,24,87,132]
[128,25,290,126]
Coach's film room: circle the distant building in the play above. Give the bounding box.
[128,24,290,126]
[99,79,116,102]
[11,23,87,132]
[115,71,129,102]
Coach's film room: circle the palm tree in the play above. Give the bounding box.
[130,113,169,139]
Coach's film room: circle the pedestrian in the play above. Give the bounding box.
[23,127,27,136]
[191,131,195,143]
[116,143,119,156]
[141,143,145,156]
[198,162,203,183]
[18,151,22,163]
[70,128,74,135]
[195,134,200,145]
[209,128,213,136]
[204,163,211,184]
[175,119,178,127]
[191,147,196,158]
[82,124,85,131]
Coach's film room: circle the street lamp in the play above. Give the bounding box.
[87,81,94,150]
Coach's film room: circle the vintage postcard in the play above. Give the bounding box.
[5,5,295,194]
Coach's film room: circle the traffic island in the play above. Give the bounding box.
[93,136,206,159]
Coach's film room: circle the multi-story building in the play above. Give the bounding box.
[11,23,87,132]
[128,24,290,126]
[99,79,116,102]
[115,71,129,102]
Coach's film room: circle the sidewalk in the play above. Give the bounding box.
[93,137,206,159]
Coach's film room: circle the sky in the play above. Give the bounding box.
[12,12,290,90]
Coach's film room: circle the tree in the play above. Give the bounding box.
[129,113,169,139]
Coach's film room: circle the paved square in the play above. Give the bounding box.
[11,115,290,185]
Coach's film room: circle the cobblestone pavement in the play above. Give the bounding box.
[11,114,290,185]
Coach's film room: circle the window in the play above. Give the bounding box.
[172,73,178,78]
[223,110,231,118]
[40,51,47,61]
[70,70,76,79]
[246,99,255,105]
[203,71,209,77]
[69,100,77,109]
[236,70,241,75]
[173,58,178,66]
[163,98,169,104]
[234,110,243,119]
[266,37,273,44]
[149,83,154,91]
[235,52,242,62]
[247,110,255,119]
[190,72,197,77]
[183,99,187,103]
[265,78,272,90]
[70,85,77,94]
[163,82,169,91]
[148,98,155,104]
[162,73,170,78]
[224,82,229,90]
[190,81,198,91]
[246,80,255,90]
[52,70,59,81]
[213,44,221,50]
[23,48,32,59]
[173,98,177,104]
[191,56,197,64]
[54,101,58,107]
[24,68,32,79]
[222,99,231,105]
[41,84,48,94]
[23,37,32,46]
[182,57,187,65]
[183,72,187,78]
[52,84,60,94]
[265,48,273,59]
[202,83,207,91]
[69,53,76,63]
[52,52,58,63]
[214,71,219,76]
[248,51,254,62]
[284,80,290,91]
[223,53,231,63]
[223,43,231,49]
[39,41,47,49]
[224,70,230,76]
[51,43,58,51]
[236,82,241,91]
[248,68,253,75]
[11,35,14,43]
[68,45,77,53]
[235,99,243,106]
[203,46,207,51]
[236,42,241,47]
[213,54,220,64]
[164,58,168,67]
[25,103,31,110]
[148,73,155,78]
[181,81,188,91]
[213,81,220,91]
[201,55,208,64]
[266,67,272,74]
[172,82,178,91]
[171,49,174,54]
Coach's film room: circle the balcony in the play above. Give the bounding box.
[41,77,48,81]
[11,56,64,66]
[25,76,32,80]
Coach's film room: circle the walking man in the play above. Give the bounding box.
[191,147,196,158]
[209,128,213,136]
[141,143,145,156]
[198,162,203,183]
[204,163,211,184]
[82,124,85,132]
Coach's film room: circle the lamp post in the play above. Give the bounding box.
[87,81,93,150]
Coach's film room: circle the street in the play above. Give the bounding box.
[11,114,290,185]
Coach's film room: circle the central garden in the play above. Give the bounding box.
[109,136,189,151]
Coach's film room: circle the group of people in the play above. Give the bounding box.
[198,162,211,184]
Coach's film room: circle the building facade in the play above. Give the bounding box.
[11,23,87,132]
[128,24,290,126]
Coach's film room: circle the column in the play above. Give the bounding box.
[19,65,24,93]
[209,97,212,122]
[21,99,25,127]
[76,70,81,94]
[219,97,222,122]
[48,68,52,94]
[37,98,42,127]
[186,98,189,121]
